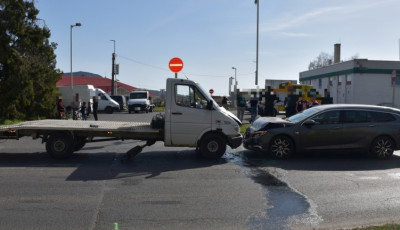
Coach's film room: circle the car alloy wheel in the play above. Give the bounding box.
[371,136,394,159]
[269,136,294,159]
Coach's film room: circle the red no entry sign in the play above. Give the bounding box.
[209,89,214,94]
[169,57,184,73]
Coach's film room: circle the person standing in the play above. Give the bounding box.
[57,98,65,119]
[93,96,98,121]
[296,98,310,113]
[250,95,258,123]
[263,87,278,117]
[285,92,298,117]
[80,102,87,120]
[236,90,245,122]
[309,96,320,107]
[221,96,228,109]
[87,101,92,118]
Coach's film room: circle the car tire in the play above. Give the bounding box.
[269,135,294,159]
[370,136,394,159]
[105,107,114,114]
[199,133,226,159]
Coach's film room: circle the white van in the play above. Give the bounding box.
[93,88,120,114]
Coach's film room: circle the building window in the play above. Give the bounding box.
[329,77,333,86]
[318,79,322,88]
[338,76,342,86]
[346,75,352,85]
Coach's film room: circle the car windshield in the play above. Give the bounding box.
[130,92,147,99]
[286,106,322,123]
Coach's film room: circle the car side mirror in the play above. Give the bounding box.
[206,100,213,110]
[303,119,316,126]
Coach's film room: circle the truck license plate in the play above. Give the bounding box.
[134,107,140,111]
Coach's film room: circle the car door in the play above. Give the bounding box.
[297,110,343,151]
[339,110,394,150]
[169,84,212,146]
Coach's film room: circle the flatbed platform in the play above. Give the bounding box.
[0,119,163,140]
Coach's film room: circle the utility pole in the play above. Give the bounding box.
[110,40,116,96]
[255,0,259,86]
[70,22,81,104]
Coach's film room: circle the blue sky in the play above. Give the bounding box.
[36,0,400,96]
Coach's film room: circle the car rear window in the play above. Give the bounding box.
[370,111,396,122]
[343,110,396,123]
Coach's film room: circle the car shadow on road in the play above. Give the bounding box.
[236,150,400,171]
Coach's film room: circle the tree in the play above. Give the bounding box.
[308,52,333,70]
[0,0,62,120]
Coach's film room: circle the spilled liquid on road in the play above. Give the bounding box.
[224,151,322,229]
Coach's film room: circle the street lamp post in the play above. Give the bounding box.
[229,76,234,106]
[70,22,81,103]
[110,40,116,96]
[255,0,259,86]
[232,67,237,107]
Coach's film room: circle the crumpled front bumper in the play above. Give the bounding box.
[227,134,243,149]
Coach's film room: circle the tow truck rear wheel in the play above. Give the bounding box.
[73,136,86,151]
[46,132,74,159]
[199,133,226,159]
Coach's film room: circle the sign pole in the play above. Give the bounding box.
[392,70,396,107]
[175,73,177,79]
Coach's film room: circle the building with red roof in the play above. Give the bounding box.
[57,73,157,98]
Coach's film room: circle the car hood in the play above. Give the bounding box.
[250,117,293,132]
[129,99,147,105]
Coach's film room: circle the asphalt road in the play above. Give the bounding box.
[1,110,400,229]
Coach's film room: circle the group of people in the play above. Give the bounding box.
[57,96,98,120]
[285,95,319,117]
[234,88,320,123]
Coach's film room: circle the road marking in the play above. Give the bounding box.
[359,176,380,180]
[388,173,400,179]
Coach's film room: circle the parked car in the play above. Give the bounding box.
[110,95,127,111]
[243,104,400,159]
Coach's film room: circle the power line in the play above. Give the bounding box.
[117,54,254,78]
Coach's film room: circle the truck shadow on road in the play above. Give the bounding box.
[234,150,400,171]
[67,150,229,181]
[0,150,228,181]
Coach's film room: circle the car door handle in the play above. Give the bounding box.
[172,112,182,115]
[368,125,375,127]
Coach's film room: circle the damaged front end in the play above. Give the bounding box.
[243,117,293,151]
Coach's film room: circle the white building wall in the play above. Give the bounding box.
[300,59,400,107]
[352,74,399,106]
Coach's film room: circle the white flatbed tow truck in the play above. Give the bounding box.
[0,78,242,160]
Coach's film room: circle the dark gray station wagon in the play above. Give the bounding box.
[243,104,400,159]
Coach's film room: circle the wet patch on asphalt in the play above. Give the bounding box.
[224,151,323,229]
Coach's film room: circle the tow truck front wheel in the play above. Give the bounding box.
[199,133,226,159]
[46,132,74,159]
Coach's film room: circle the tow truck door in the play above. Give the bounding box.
[169,83,212,146]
